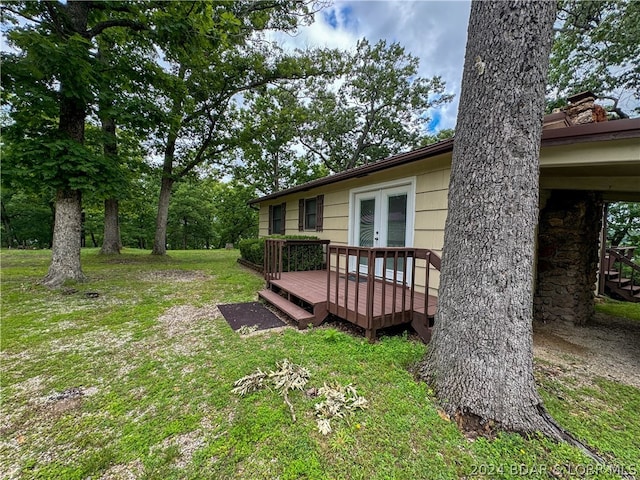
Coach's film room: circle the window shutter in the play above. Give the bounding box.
[298,199,304,231]
[268,205,273,235]
[280,202,286,234]
[316,194,324,232]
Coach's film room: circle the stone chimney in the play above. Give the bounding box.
[565,91,608,125]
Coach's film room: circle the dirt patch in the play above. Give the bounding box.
[149,431,205,469]
[99,459,144,480]
[157,304,220,338]
[140,270,211,283]
[533,313,640,388]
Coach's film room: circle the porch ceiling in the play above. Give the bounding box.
[540,162,640,201]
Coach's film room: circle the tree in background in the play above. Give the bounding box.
[549,0,639,117]
[419,128,455,147]
[1,2,147,286]
[607,202,640,247]
[210,181,258,248]
[0,186,54,249]
[93,26,160,255]
[233,85,334,195]
[167,179,216,250]
[120,172,159,250]
[234,88,303,195]
[147,2,333,255]
[298,39,452,172]
[420,1,560,435]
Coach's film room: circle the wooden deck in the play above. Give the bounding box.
[263,270,437,340]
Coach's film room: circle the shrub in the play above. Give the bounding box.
[238,235,323,271]
[238,238,264,265]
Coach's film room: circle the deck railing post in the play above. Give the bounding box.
[326,246,332,307]
[366,249,375,328]
[354,248,360,321]
[410,250,416,318]
[424,251,430,318]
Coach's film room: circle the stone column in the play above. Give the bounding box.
[534,190,603,325]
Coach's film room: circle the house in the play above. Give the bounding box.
[249,93,640,341]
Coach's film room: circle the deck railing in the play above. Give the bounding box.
[264,238,331,281]
[606,246,640,301]
[326,246,441,329]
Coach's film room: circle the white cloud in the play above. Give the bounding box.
[273,1,471,131]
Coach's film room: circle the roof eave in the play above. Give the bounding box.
[250,118,640,205]
[248,138,455,205]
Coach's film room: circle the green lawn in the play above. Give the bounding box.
[1,248,638,479]
[596,298,640,322]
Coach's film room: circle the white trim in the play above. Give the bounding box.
[348,176,416,248]
[347,176,417,282]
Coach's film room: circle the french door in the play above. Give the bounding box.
[352,183,413,281]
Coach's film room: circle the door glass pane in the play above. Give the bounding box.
[358,197,375,272]
[387,194,407,247]
[359,198,375,247]
[386,194,407,276]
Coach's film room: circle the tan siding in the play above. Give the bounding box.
[415,209,448,233]
[412,230,445,252]
[413,166,450,256]
[415,189,449,211]
[416,167,450,192]
[258,205,269,237]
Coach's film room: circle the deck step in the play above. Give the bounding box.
[258,289,315,323]
[620,284,640,293]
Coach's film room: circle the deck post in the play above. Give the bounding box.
[366,249,375,332]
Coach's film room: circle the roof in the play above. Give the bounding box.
[250,117,640,205]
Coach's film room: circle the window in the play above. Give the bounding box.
[298,195,324,232]
[272,205,282,234]
[269,203,286,235]
[305,198,317,230]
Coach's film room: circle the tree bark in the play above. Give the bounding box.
[101,198,121,254]
[151,67,185,256]
[420,1,557,435]
[99,97,122,254]
[43,189,86,287]
[152,176,174,255]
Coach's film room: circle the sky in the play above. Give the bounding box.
[272,0,472,133]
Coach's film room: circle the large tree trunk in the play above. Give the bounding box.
[42,1,89,287]
[101,198,121,254]
[98,41,122,255]
[151,103,181,255]
[420,1,557,435]
[45,93,87,286]
[152,176,174,255]
[43,189,86,287]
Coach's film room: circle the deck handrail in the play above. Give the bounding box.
[607,247,639,299]
[326,245,442,331]
[264,238,330,281]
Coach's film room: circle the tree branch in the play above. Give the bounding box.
[0,5,45,26]
[598,95,629,119]
[87,19,147,38]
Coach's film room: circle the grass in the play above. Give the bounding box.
[596,298,640,322]
[1,248,639,479]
